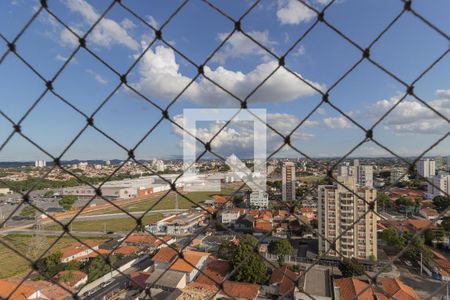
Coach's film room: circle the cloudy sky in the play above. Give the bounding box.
[0,0,449,161]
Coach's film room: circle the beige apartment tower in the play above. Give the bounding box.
[282,162,296,202]
[318,176,377,260]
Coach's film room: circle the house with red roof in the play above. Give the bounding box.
[152,246,179,269]
[254,219,273,235]
[55,270,88,289]
[60,240,100,263]
[380,278,419,300]
[169,250,210,282]
[267,265,299,298]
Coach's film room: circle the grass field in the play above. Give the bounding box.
[0,234,107,279]
[44,213,163,232]
[87,186,238,215]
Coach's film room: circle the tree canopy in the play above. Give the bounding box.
[59,195,77,210]
[20,206,37,217]
[433,195,450,212]
[218,234,269,284]
[338,258,364,277]
[268,239,293,264]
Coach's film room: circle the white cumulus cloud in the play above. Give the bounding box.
[369,91,450,135]
[171,112,315,157]
[132,45,324,106]
[212,30,276,64]
[60,0,139,50]
[323,116,352,128]
[276,0,316,25]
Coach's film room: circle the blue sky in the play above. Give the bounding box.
[0,0,449,161]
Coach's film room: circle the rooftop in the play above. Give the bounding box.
[221,280,260,300]
[170,250,210,273]
[194,257,231,290]
[381,278,420,300]
[146,269,186,288]
[301,267,331,297]
[269,265,299,296]
[334,277,374,300]
[152,247,179,264]
[60,240,99,259]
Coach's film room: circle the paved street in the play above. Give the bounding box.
[397,264,447,299]
[84,257,152,300]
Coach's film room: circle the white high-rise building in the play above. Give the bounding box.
[34,160,46,168]
[249,190,269,208]
[338,160,373,187]
[416,158,436,178]
[390,168,409,184]
[427,175,450,199]
[282,162,296,202]
[318,176,377,260]
[151,159,165,172]
[356,165,373,188]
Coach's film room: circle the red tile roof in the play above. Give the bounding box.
[222,280,260,300]
[254,220,273,233]
[124,233,161,246]
[114,245,142,256]
[195,257,231,289]
[0,280,36,300]
[212,195,229,205]
[381,278,419,300]
[1,279,73,300]
[269,265,299,296]
[420,207,438,216]
[152,247,178,264]
[407,219,432,230]
[55,270,87,287]
[60,240,99,259]
[334,278,374,300]
[170,250,210,273]
[73,248,110,261]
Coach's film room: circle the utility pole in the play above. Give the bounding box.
[175,193,178,210]
[420,251,423,276]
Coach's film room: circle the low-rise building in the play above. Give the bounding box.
[146,211,206,235]
[419,207,439,220]
[294,267,332,300]
[152,247,179,270]
[249,190,269,208]
[146,269,187,291]
[220,209,241,224]
[234,214,255,232]
[54,270,88,289]
[267,265,299,299]
[169,250,210,282]
[380,278,419,300]
[60,240,99,263]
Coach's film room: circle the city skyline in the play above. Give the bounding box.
[0,0,449,161]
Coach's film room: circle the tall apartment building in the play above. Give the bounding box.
[416,158,436,178]
[34,160,46,168]
[282,162,296,202]
[390,168,409,184]
[151,159,165,172]
[427,175,450,199]
[338,160,373,188]
[318,176,377,260]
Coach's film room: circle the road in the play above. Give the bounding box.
[397,264,446,299]
[84,257,152,300]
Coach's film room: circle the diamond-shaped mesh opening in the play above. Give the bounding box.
[1,0,449,299]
